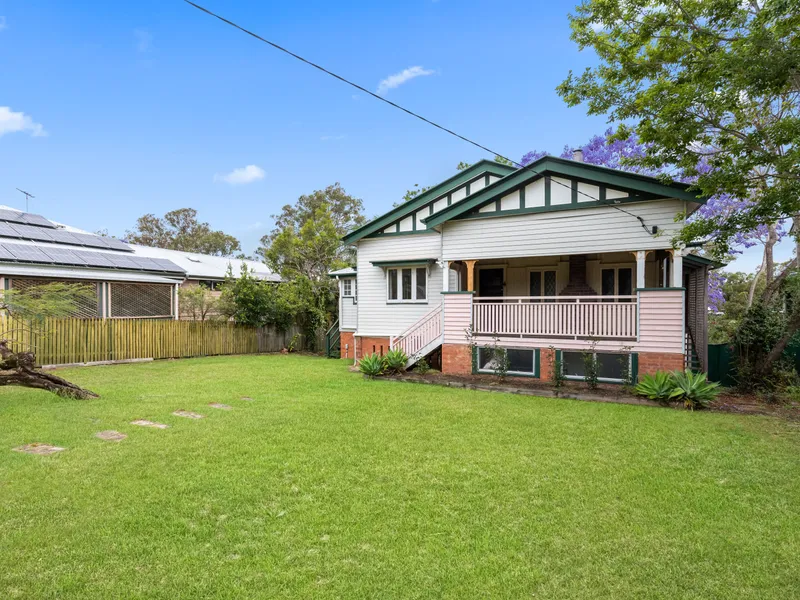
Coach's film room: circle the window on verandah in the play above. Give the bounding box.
[530,271,556,302]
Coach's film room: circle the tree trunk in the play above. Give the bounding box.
[764,223,778,288]
[0,341,98,399]
[747,252,766,308]
[758,311,800,376]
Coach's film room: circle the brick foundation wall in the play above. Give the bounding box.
[355,336,391,360]
[442,343,472,375]
[539,347,555,382]
[637,351,685,376]
[340,331,354,359]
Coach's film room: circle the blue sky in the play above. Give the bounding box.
[0,0,783,270]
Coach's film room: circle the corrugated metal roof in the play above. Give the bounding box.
[130,245,280,281]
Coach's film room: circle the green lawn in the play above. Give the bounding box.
[1,355,798,599]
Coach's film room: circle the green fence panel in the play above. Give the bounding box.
[707,343,736,386]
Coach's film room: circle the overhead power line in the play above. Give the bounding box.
[181,0,654,234]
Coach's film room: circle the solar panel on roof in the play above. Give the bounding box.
[151,258,186,272]
[129,257,161,270]
[107,255,140,269]
[0,244,16,260]
[103,237,133,252]
[10,223,54,242]
[6,245,52,263]
[41,247,85,265]
[0,223,19,238]
[0,209,23,223]
[46,229,81,245]
[20,213,56,228]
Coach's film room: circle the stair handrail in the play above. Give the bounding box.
[391,304,443,348]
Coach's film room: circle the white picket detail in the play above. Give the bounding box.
[472,296,637,340]
[391,304,443,359]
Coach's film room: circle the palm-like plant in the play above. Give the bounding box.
[384,348,408,374]
[669,370,721,410]
[634,371,676,402]
[359,353,386,379]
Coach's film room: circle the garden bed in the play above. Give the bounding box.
[384,369,800,419]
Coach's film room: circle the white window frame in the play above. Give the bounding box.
[386,265,428,304]
[561,351,632,383]
[342,278,354,297]
[599,264,635,299]
[527,267,559,298]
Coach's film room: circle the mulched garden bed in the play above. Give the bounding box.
[377,369,800,420]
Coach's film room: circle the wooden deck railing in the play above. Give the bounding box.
[472,296,638,340]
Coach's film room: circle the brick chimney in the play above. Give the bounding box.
[559,255,598,296]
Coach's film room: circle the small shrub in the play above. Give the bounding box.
[635,371,676,402]
[670,370,721,410]
[359,353,386,378]
[415,357,431,374]
[548,346,566,393]
[384,348,408,373]
[581,354,599,390]
[492,347,510,379]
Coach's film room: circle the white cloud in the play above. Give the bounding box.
[320,134,346,141]
[0,17,7,31]
[214,165,265,185]
[134,28,152,52]
[0,106,47,138]
[376,66,435,96]
[244,221,263,231]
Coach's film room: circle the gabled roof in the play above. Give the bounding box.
[342,160,516,245]
[328,266,357,278]
[423,156,704,228]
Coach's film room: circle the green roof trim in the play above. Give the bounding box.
[422,156,704,229]
[342,160,516,245]
[684,254,726,269]
[370,259,437,267]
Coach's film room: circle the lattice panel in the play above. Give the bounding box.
[110,283,173,318]
[10,278,99,318]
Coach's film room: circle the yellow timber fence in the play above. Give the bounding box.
[0,316,306,366]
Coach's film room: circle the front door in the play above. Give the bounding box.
[479,268,504,297]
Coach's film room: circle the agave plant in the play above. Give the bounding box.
[359,353,386,379]
[634,371,676,402]
[670,370,721,410]
[384,348,408,374]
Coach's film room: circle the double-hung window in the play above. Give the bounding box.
[342,279,353,297]
[387,267,427,303]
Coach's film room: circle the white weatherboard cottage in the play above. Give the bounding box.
[330,153,714,382]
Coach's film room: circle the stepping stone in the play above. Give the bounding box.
[240,396,254,402]
[131,419,169,429]
[208,403,232,410]
[173,410,204,419]
[95,430,127,442]
[13,443,66,455]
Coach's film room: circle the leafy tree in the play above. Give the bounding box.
[557,0,799,256]
[557,0,799,374]
[126,208,242,256]
[0,283,100,398]
[218,265,294,330]
[178,285,219,321]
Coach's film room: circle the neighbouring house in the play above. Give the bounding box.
[0,205,278,320]
[130,245,279,319]
[331,154,718,383]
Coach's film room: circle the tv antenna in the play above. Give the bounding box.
[15,188,35,212]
